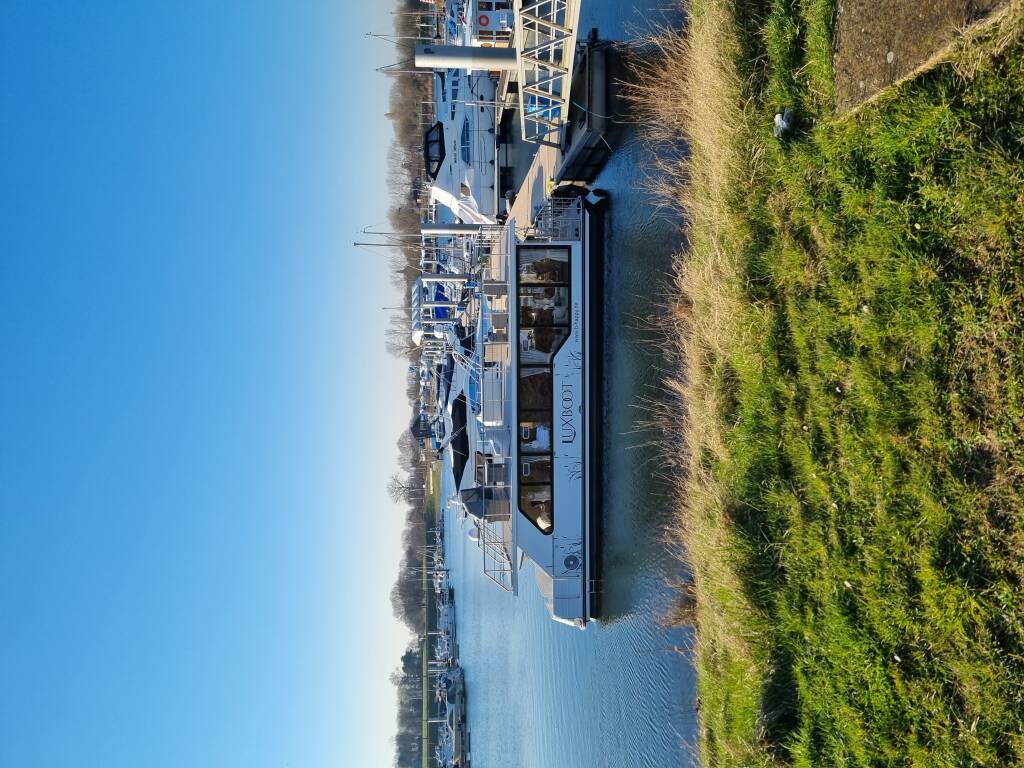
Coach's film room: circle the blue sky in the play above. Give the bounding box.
[0,2,412,765]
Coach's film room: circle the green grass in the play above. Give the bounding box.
[422,460,441,768]
[426,460,441,523]
[637,2,1024,765]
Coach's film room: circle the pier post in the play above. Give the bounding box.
[415,45,517,72]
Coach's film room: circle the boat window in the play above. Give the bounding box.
[518,287,570,326]
[515,244,571,537]
[518,369,551,410]
[517,248,569,284]
[519,327,570,365]
[460,119,471,164]
[520,456,552,483]
[519,484,553,534]
[519,413,552,453]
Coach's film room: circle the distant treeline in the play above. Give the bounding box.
[388,430,430,768]
[384,2,442,767]
[391,642,424,768]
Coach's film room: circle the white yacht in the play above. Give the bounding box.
[442,190,605,629]
[508,193,604,628]
[424,54,499,226]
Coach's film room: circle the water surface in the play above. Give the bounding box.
[441,4,696,767]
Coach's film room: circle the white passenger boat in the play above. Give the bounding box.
[439,189,605,629]
[507,192,604,628]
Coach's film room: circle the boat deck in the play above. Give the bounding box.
[507,143,561,226]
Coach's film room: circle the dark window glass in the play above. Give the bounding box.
[519,413,552,453]
[519,484,553,534]
[519,327,570,365]
[520,456,552,483]
[515,244,569,537]
[518,247,569,284]
[460,120,471,164]
[518,369,551,410]
[518,287,569,326]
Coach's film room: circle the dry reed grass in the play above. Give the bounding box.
[625,3,772,763]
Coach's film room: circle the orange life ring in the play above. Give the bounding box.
[478,14,490,27]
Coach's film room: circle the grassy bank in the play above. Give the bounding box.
[426,459,441,523]
[635,2,1024,765]
[422,460,442,768]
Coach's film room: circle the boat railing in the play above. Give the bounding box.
[453,316,506,412]
[527,196,584,241]
[480,512,515,593]
[479,341,509,426]
[470,224,509,283]
[448,343,492,422]
[474,457,515,592]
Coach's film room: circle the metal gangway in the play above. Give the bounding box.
[513,0,582,146]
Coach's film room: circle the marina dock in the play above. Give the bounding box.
[391,2,635,765]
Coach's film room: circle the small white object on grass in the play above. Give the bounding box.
[773,107,794,137]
